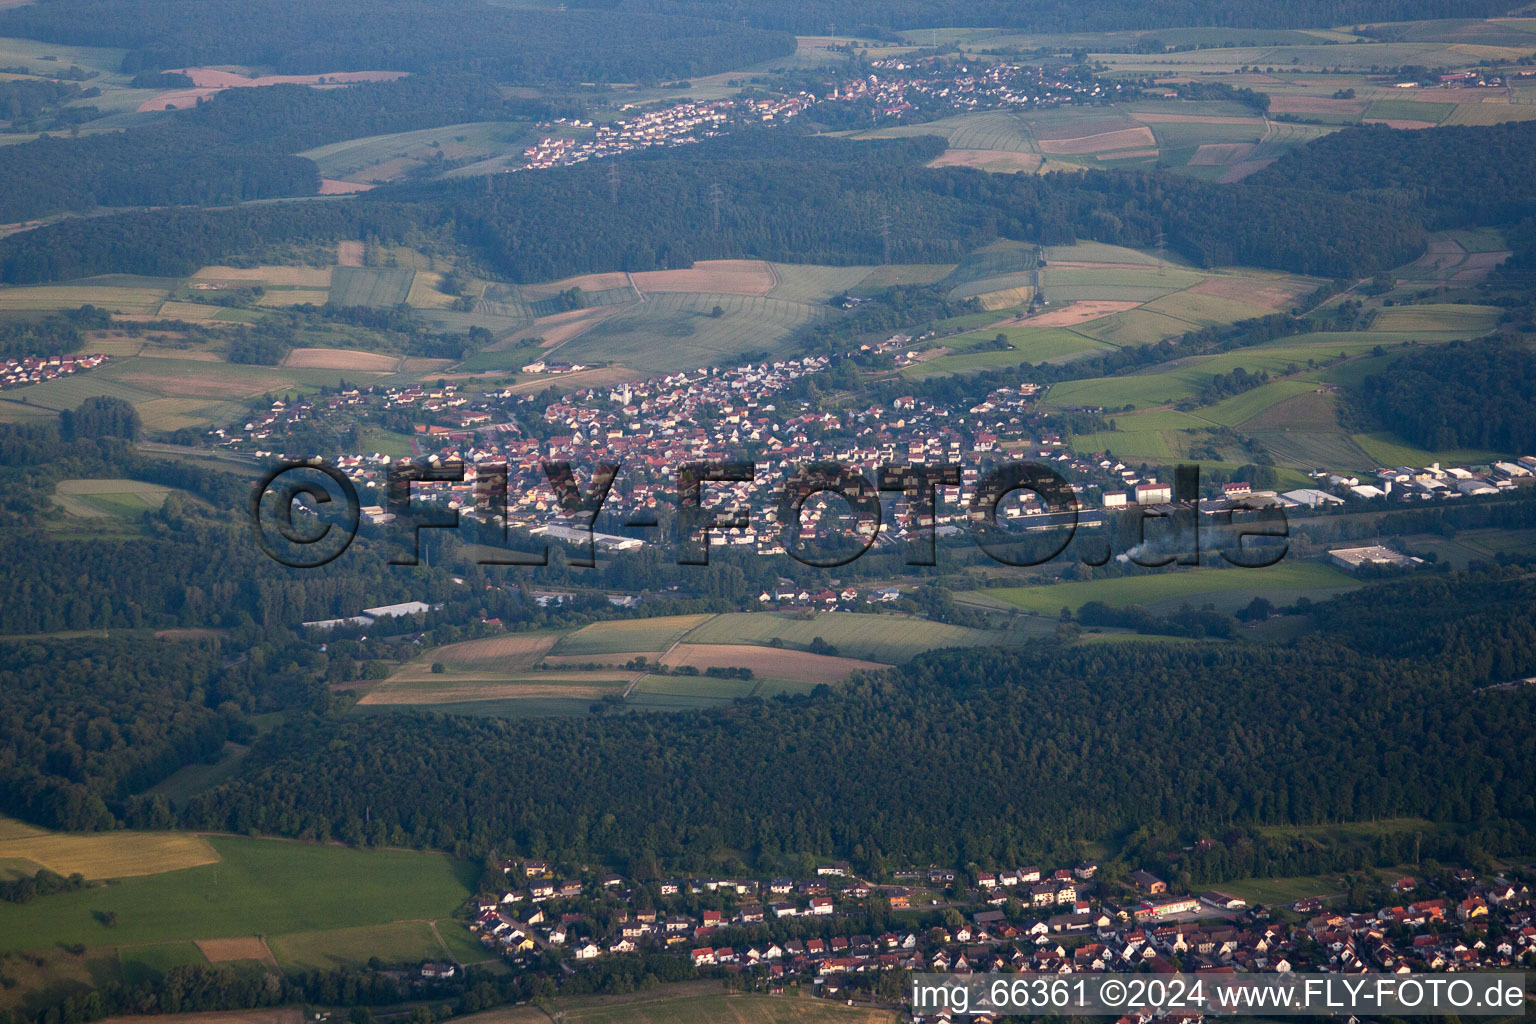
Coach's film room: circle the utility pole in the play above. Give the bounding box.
[608,161,619,204]
[708,182,724,232]
[1155,230,1168,277]
[879,211,892,266]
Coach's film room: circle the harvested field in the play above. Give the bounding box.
[521,271,632,301]
[975,285,1034,310]
[1268,96,1367,116]
[337,241,365,267]
[283,348,400,371]
[0,817,219,879]
[1363,118,1437,129]
[318,179,374,194]
[1037,126,1156,154]
[658,643,889,684]
[631,260,776,296]
[193,266,331,288]
[927,148,1042,172]
[1009,300,1141,327]
[523,307,625,348]
[1186,275,1315,310]
[508,366,640,393]
[255,288,329,307]
[1188,143,1257,165]
[194,937,276,966]
[1096,148,1159,160]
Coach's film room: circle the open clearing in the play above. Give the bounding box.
[378,633,560,685]
[0,815,219,880]
[658,643,889,684]
[52,478,180,520]
[0,835,474,953]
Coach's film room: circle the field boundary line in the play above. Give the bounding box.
[621,614,719,700]
[625,271,644,303]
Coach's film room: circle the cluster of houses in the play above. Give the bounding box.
[1289,458,1536,504]
[854,55,1129,118]
[510,54,1127,175]
[456,855,1536,1023]
[516,95,810,171]
[1,352,106,391]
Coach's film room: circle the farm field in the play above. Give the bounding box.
[329,267,415,308]
[657,643,889,684]
[460,987,897,1024]
[0,282,168,314]
[554,291,826,372]
[0,835,475,953]
[903,328,1109,377]
[975,562,1357,614]
[1351,431,1504,469]
[51,477,182,520]
[267,920,452,971]
[679,611,1023,663]
[0,815,218,880]
[550,614,715,657]
[299,121,528,182]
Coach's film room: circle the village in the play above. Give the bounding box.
[514,56,1123,171]
[0,351,106,391]
[222,334,1535,575]
[457,854,1536,1021]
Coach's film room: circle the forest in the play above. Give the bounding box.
[583,0,1511,34]
[171,583,1536,872]
[1349,338,1536,454]
[0,126,1443,284]
[0,74,545,223]
[0,0,794,83]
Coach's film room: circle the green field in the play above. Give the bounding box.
[633,673,758,700]
[330,267,416,308]
[1351,430,1503,469]
[1362,98,1454,123]
[903,328,1109,376]
[680,611,1023,663]
[767,263,876,303]
[979,561,1357,614]
[556,291,826,371]
[300,121,528,180]
[268,920,452,971]
[51,478,181,520]
[1078,309,1199,346]
[0,835,475,953]
[1369,303,1499,334]
[550,614,715,656]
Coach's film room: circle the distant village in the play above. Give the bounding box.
[515,56,1124,172]
[454,854,1536,1021]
